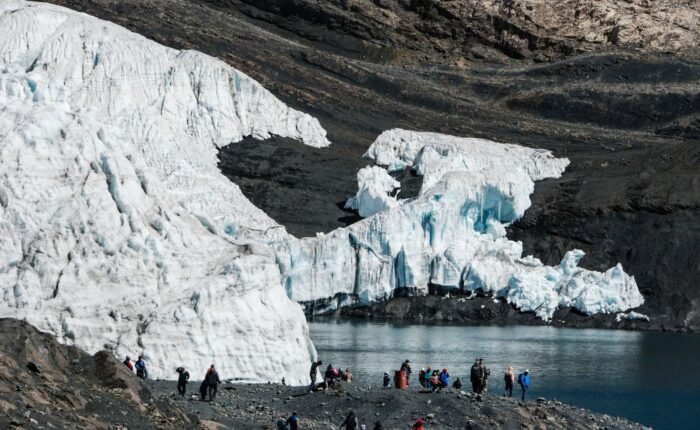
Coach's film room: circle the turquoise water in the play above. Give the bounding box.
[309,319,700,430]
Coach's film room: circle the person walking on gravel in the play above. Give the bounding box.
[287,411,300,430]
[340,409,359,430]
[309,359,322,391]
[518,369,531,401]
[205,364,221,401]
[176,367,190,396]
[504,366,515,397]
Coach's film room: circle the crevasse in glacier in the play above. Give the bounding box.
[0,1,327,383]
[274,129,644,320]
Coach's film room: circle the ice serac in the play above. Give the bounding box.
[344,166,401,217]
[277,129,643,320]
[0,1,328,383]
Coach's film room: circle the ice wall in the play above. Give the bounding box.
[0,1,326,383]
[275,130,644,319]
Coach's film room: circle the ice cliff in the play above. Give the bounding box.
[276,130,644,320]
[0,1,326,383]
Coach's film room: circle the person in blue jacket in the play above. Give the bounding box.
[436,368,450,392]
[287,411,300,430]
[518,369,531,401]
[134,355,147,379]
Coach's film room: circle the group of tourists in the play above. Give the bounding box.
[308,360,353,392]
[122,355,148,379]
[122,356,222,402]
[395,357,531,400]
[418,367,452,392]
[174,363,221,402]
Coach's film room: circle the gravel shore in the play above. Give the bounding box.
[149,380,650,430]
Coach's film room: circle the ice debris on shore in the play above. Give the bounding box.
[0,0,324,383]
[616,311,650,322]
[277,130,644,320]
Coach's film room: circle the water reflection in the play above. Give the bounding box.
[309,319,700,430]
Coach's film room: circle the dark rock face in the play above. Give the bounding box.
[43,0,700,331]
[0,318,197,429]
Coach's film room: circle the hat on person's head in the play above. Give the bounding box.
[415,418,424,424]
[525,369,529,373]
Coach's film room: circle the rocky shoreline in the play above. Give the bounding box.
[0,317,651,429]
[147,380,649,430]
[335,295,673,332]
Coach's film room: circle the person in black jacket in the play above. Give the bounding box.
[176,367,190,396]
[205,364,221,401]
[340,409,359,430]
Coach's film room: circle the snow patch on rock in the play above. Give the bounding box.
[0,1,326,383]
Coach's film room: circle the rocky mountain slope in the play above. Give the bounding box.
[0,318,198,429]
[228,0,699,61]
[37,0,700,331]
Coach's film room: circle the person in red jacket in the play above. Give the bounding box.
[123,356,133,372]
[412,417,425,430]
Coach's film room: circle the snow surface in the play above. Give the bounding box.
[279,129,643,319]
[0,1,325,383]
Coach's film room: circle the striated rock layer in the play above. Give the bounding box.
[226,0,700,61]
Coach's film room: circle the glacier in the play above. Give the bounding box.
[0,0,645,387]
[0,0,327,383]
[274,129,644,320]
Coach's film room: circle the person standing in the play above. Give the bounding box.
[199,379,208,401]
[309,360,322,391]
[400,360,412,386]
[437,368,449,392]
[518,369,531,401]
[382,372,390,388]
[176,367,190,396]
[470,359,482,393]
[480,359,490,393]
[287,411,300,430]
[340,409,359,430]
[504,367,515,397]
[134,356,147,379]
[123,356,133,372]
[205,364,221,401]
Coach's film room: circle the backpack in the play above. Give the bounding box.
[517,373,523,384]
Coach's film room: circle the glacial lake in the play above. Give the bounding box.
[309,319,700,430]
